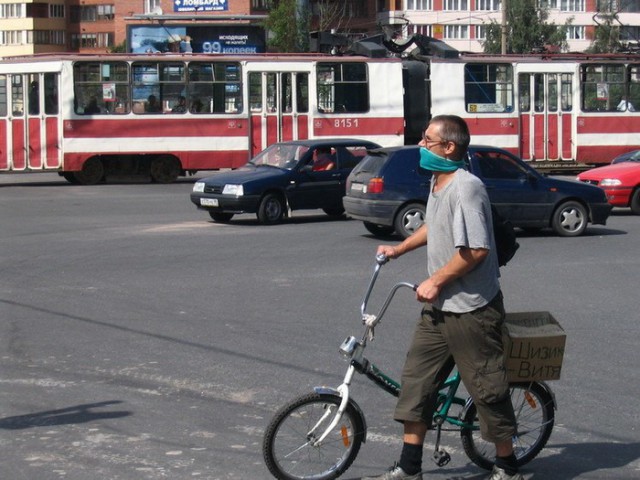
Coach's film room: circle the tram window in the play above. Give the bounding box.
[11,75,24,116]
[132,62,185,114]
[560,73,573,111]
[248,72,262,112]
[464,63,514,113]
[28,74,39,115]
[44,72,58,115]
[518,74,530,112]
[188,62,242,114]
[0,75,7,116]
[296,73,309,113]
[317,62,369,113]
[626,65,640,112]
[581,64,625,112]
[548,74,559,112]
[74,61,130,114]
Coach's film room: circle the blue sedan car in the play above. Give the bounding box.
[344,145,612,238]
[191,138,380,224]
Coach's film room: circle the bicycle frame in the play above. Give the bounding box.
[311,255,477,450]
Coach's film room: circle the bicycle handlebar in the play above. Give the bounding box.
[360,254,418,334]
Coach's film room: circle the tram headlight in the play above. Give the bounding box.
[193,181,205,193]
[222,184,244,196]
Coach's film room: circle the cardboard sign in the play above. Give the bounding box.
[503,312,566,382]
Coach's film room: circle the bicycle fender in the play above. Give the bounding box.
[313,386,368,443]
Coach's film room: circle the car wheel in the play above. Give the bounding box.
[394,203,426,239]
[630,189,640,214]
[209,211,234,223]
[551,201,588,237]
[323,207,345,217]
[257,193,285,224]
[363,222,395,237]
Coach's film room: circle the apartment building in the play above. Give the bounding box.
[2,0,639,57]
[0,0,377,57]
[379,0,640,53]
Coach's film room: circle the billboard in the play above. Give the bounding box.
[128,25,266,54]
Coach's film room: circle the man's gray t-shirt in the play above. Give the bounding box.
[425,169,500,313]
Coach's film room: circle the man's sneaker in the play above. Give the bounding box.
[362,462,423,480]
[486,465,524,480]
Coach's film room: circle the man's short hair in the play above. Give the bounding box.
[428,115,470,160]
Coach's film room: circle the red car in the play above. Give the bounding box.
[577,162,640,214]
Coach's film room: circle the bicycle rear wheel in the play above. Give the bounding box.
[460,382,555,470]
[262,392,365,480]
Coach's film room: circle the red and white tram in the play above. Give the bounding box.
[427,52,640,167]
[1,47,640,183]
[0,53,405,184]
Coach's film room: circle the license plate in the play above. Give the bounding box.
[200,198,219,207]
[351,183,365,192]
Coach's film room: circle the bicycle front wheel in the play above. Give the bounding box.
[262,392,365,480]
[460,382,555,470]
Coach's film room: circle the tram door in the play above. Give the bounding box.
[249,71,309,157]
[0,72,61,171]
[518,72,573,162]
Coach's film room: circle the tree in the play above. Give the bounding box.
[482,0,570,54]
[264,0,310,52]
[587,13,623,53]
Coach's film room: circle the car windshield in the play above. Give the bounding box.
[250,144,309,169]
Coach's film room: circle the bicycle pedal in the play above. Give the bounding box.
[432,449,451,467]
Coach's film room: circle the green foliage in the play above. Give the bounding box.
[264,0,310,53]
[587,15,622,53]
[482,0,569,54]
[109,41,127,53]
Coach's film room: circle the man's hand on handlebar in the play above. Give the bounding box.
[416,278,440,304]
[376,245,399,260]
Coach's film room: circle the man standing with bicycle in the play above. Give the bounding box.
[368,115,522,480]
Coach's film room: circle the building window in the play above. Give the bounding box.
[566,26,585,40]
[407,0,432,9]
[28,30,66,45]
[70,32,114,49]
[621,26,640,41]
[541,0,559,8]
[444,25,469,39]
[0,30,25,45]
[0,3,25,18]
[144,0,161,14]
[408,24,433,36]
[560,0,584,11]
[49,4,65,18]
[252,0,271,9]
[26,3,49,18]
[443,0,468,10]
[476,0,500,10]
[70,5,115,23]
[476,25,487,39]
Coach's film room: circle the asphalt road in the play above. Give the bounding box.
[1,172,639,480]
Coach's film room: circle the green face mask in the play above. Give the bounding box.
[419,147,465,172]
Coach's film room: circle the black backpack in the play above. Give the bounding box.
[491,205,519,267]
